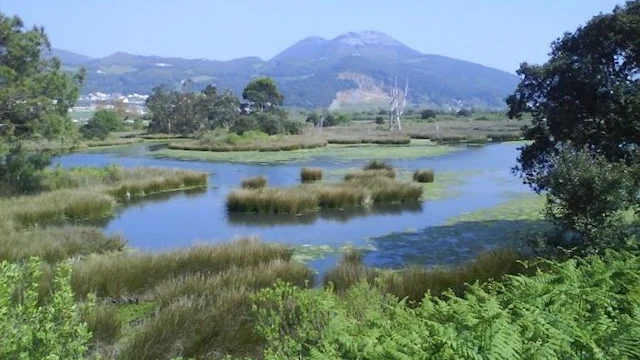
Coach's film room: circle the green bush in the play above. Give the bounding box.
[420,109,436,119]
[0,258,93,359]
[375,116,385,125]
[0,144,51,196]
[413,169,434,183]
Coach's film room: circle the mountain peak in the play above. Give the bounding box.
[333,31,403,47]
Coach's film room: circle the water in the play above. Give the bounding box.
[53,143,529,271]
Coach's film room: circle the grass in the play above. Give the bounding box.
[169,132,327,152]
[324,248,530,303]
[0,226,126,263]
[344,169,396,181]
[70,237,295,299]
[227,170,422,215]
[327,135,411,145]
[240,176,267,190]
[300,167,322,182]
[413,169,434,183]
[153,140,461,163]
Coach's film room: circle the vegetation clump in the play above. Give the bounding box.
[363,159,394,171]
[413,169,434,183]
[169,131,327,152]
[241,176,267,189]
[300,167,322,182]
[344,169,396,181]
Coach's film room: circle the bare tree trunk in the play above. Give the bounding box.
[388,78,408,132]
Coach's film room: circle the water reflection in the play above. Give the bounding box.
[227,203,423,227]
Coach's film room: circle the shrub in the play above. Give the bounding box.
[363,159,393,171]
[0,144,51,196]
[241,176,267,189]
[300,168,322,182]
[457,108,472,117]
[0,258,93,359]
[413,169,434,183]
[375,116,385,124]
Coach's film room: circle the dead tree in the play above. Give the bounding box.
[388,78,408,131]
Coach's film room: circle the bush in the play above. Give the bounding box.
[300,168,322,182]
[375,116,385,125]
[0,144,51,196]
[363,159,393,171]
[420,109,436,120]
[541,148,638,254]
[241,176,267,190]
[80,118,110,140]
[413,169,434,183]
[457,108,472,117]
[0,259,93,359]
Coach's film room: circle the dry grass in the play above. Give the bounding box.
[344,169,396,181]
[227,188,318,214]
[413,169,434,183]
[300,167,323,182]
[241,176,267,190]
[364,159,394,170]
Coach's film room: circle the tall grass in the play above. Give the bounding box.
[0,226,126,263]
[169,133,327,152]
[119,260,313,360]
[413,169,434,183]
[300,167,322,182]
[241,176,267,190]
[327,135,410,145]
[227,188,318,214]
[324,249,528,303]
[71,238,294,298]
[344,169,396,181]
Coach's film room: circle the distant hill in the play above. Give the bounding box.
[54,30,519,109]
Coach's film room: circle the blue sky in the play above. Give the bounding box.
[1,0,625,73]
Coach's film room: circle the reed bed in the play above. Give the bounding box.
[141,133,191,140]
[227,175,422,215]
[413,169,434,183]
[324,249,528,303]
[363,159,394,171]
[70,238,293,298]
[119,260,313,360]
[300,167,322,182]
[241,176,267,190]
[327,136,410,145]
[344,169,396,181]
[0,190,115,228]
[85,138,143,148]
[0,226,126,263]
[168,136,327,152]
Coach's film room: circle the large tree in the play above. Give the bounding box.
[507,1,640,191]
[242,77,284,112]
[0,13,85,140]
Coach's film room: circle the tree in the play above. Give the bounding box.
[507,1,640,191]
[420,109,436,120]
[201,86,240,131]
[91,109,122,132]
[0,13,84,140]
[242,77,284,112]
[0,144,50,196]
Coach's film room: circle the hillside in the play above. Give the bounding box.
[53,31,519,109]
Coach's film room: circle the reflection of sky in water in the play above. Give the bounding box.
[53,143,530,270]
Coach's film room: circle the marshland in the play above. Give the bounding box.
[4,1,640,358]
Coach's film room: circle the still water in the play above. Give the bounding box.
[53,143,529,270]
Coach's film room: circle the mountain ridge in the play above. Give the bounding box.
[53,30,519,109]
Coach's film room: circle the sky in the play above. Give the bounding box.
[0,0,626,73]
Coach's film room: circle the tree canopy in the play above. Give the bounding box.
[507,1,640,190]
[242,77,284,111]
[0,13,84,140]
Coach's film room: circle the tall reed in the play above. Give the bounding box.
[364,159,394,171]
[300,167,323,182]
[241,176,267,190]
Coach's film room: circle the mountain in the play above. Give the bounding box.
[54,31,519,109]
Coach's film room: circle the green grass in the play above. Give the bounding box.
[300,167,322,182]
[413,169,434,183]
[241,176,267,190]
[153,140,461,163]
[0,226,125,263]
[169,132,327,152]
[327,135,411,145]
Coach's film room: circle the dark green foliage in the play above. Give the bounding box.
[0,13,84,140]
[413,169,434,183]
[456,108,472,117]
[230,114,259,135]
[420,109,436,119]
[255,251,640,359]
[507,2,640,191]
[374,116,385,124]
[542,148,638,254]
[80,117,109,140]
[91,110,122,132]
[241,176,267,190]
[242,77,284,111]
[0,144,50,196]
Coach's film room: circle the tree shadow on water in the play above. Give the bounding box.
[367,219,550,269]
